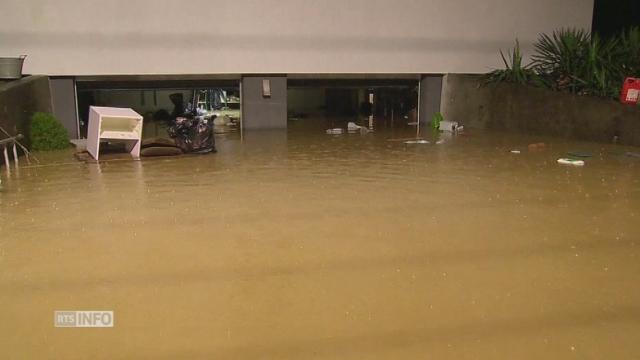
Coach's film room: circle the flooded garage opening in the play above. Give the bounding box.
[287,78,420,133]
[76,79,241,140]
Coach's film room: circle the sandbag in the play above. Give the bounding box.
[140,146,183,157]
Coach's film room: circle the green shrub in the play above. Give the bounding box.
[487,26,640,100]
[583,35,621,98]
[616,27,640,78]
[30,112,70,151]
[532,29,620,97]
[532,28,592,93]
[483,40,539,85]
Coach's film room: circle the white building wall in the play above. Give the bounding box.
[0,0,593,76]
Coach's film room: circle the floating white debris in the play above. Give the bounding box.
[347,122,362,131]
[404,139,430,144]
[510,150,521,154]
[557,158,585,166]
[325,128,343,135]
[439,120,460,132]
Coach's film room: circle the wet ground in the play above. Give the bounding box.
[1,123,640,359]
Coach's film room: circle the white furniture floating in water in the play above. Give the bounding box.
[557,158,585,166]
[87,106,143,160]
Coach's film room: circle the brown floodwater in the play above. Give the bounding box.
[1,123,640,359]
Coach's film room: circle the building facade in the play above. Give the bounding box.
[0,0,595,136]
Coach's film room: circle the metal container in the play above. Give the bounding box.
[0,55,26,79]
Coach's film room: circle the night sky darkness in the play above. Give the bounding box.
[592,0,640,38]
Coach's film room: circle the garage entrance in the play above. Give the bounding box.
[287,77,420,131]
[76,78,241,139]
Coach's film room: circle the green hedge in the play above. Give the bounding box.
[29,112,70,151]
[485,27,640,100]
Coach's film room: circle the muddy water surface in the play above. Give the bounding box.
[1,125,640,359]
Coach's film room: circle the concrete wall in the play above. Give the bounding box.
[441,74,640,146]
[419,75,443,124]
[50,78,78,138]
[440,74,494,130]
[241,76,287,130]
[0,76,53,148]
[0,0,593,76]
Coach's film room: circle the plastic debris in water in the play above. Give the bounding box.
[325,128,343,135]
[510,150,521,154]
[404,140,430,144]
[557,158,585,166]
[439,120,460,132]
[347,122,362,131]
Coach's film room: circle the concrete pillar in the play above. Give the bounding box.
[50,78,79,138]
[418,75,443,125]
[241,75,287,130]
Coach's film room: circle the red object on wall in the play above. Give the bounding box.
[620,77,640,105]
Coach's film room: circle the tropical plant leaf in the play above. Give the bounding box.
[486,27,639,100]
[483,39,538,86]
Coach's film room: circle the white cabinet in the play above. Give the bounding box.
[87,106,143,160]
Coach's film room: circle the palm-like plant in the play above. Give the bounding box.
[532,28,591,93]
[581,35,619,98]
[484,40,537,85]
[486,27,640,100]
[616,27,640,77]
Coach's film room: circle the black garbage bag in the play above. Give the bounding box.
[169,93,186,119]
[167,117,216,154]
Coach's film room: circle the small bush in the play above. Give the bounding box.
[483,40,539,85]
[532,28,592,93]
[486,26,640,100]
[30,112,70,151]
[616,27,640,78]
